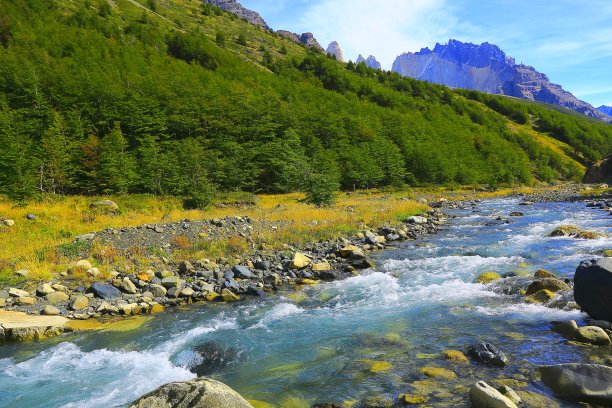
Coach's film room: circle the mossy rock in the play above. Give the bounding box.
[603,250,612,257]
[534,269,556,278]
[248,400,276,408]
[515,390,560,408]
[419,367,457,380]
[399,394,427,404]
[475,272,501,284]
[369,360,393,373]
[575,230,606,239]
[442,349,469,364]
[527,289,555,303]
[548,225,581,237]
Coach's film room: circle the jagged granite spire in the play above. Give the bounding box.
[392,39,610,122]
[326,41,344,62]
[356,54,381,69]
[202,0,269,29]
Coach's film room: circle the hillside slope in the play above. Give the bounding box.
[0,0,610,202]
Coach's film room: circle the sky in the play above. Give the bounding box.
[240,0,612,107]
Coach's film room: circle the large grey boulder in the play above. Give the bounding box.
[539,364,612,405]
[574,258,612,322]
[128,378,253,408]
[469,381,518,408]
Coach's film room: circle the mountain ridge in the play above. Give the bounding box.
[202,0,268,28]
[392,39,611,122]
[598,105,612,116]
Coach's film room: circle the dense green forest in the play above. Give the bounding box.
[0,0,610,204]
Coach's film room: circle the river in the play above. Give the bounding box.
[0,198,610,407]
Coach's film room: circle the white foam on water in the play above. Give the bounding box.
[249,303,304,330]
[1,342,194,408]
[404,278,498,304]
[324,271,401,310]
[156,317,238,354]
[472,303,585,322]
[383,255,525,284]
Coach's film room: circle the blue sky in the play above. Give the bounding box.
[241,0,612,107]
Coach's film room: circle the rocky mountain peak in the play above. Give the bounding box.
[356,54,382,70]
[392,39,610,122]
[326,41,344,62]
[203,0,269,29]
[598,105,612,116]
[277,31,323,50]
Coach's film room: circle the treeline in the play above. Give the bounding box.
[0,0,608,204]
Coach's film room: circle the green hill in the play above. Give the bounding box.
[0,0,610,202]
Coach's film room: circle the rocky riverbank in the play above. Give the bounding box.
[0,208,446,343]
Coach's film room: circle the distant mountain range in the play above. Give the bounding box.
[205,2,611,123]
[598,105,612,116]
[392,40,611,122]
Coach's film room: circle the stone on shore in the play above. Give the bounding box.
[8,288,30,298]
[573,258,612,322]
[128,378,254,408]
[312,262,331,272]
[232,265,255,279]
[89,200,119,212]
[42,305,60,316]
[70,295,89,311]
[290,252,312,269]
[469,381,518,408]
[45,291,70,304]
[0,310,68,342]
[539,364,612,405]
[90,282,122,300]
[119,278,138,294]
[221,289,240,301]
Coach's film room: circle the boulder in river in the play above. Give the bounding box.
[474,272,501,284]
[467,342,508,367]
[539,364,612,405]
[469,381,518,408]
[128,378,254,408]
[574,258,612,322]
[525,278,570,295]
[181,341,239,376]
[575,326,611,345]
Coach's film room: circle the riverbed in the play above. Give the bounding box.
[0,198,610,407]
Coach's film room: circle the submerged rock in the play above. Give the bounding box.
[475,272,501,284]
[525,278,570,295]
[574,258,612,322]
[181,341,239,376]
[128,378,253,408]
[467,342,508,367]
[539,364,612,405]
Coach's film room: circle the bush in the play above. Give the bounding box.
[215,31,225,47]
[236,33,247,46]
[183,182,215,210]
[305,172,339,207]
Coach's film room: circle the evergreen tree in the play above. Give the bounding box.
[98,123,136,194]
[0,108,38,201]
[236,32,247,46]
[40,111,74,194]
[304,150,339,207]
[78,135,101,195]
[136,134,162,194]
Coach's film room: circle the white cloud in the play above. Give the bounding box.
[296,0,454,68]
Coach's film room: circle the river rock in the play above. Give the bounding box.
[17,297,37,305]
[467,342,508,366]
[290,252,311,269]
[183,341,239,376]
[8,288,30,298]
[128,378,253,408]
[148,284,167,297]
[497,385,521,406]
[525,278,570,295]
[70,295,89,311]
[549,225,581,237]
[221,289,239,301]
[534,269,556,279]
[45,291,69,304]
[42,305,60,316]
[312,262,331,272]
[37,283,55,296]
[469,381,518,408]
[475,272,501,284]
[574,258,612,322]
[161,276,184,288]
[232,265,255,279]
[575,326,611,345]
[551,320,578,338]
[119,278,138,294]
[90,282,122,299]
[539,364,612,405]
[407,216,428,224]
[263,273,281,286]
[180,287,195,298]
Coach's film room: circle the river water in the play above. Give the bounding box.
[0,199,610,407]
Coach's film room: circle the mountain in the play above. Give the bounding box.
[326,41,344,62]
[598,106,612,116]
[392,39,611,122]
[0,0,611,202]
[278,31,323,50]
[203,0,268,29]
[356,54,381,69]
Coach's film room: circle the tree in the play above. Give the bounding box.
[0,17,12,49]
[40,111,74,194]
[98,123,136,194]
[236,32,247,46]
[215,31,225,47]
[262,50,273,68]
[78,135,101,194]
[147,0,157,12]
[304,150,339,207]
[136,134,162,194]
[279,45,287,55]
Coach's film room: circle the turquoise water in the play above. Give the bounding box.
[0,199,610,407]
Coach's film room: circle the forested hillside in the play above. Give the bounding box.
[0,0,611,204]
